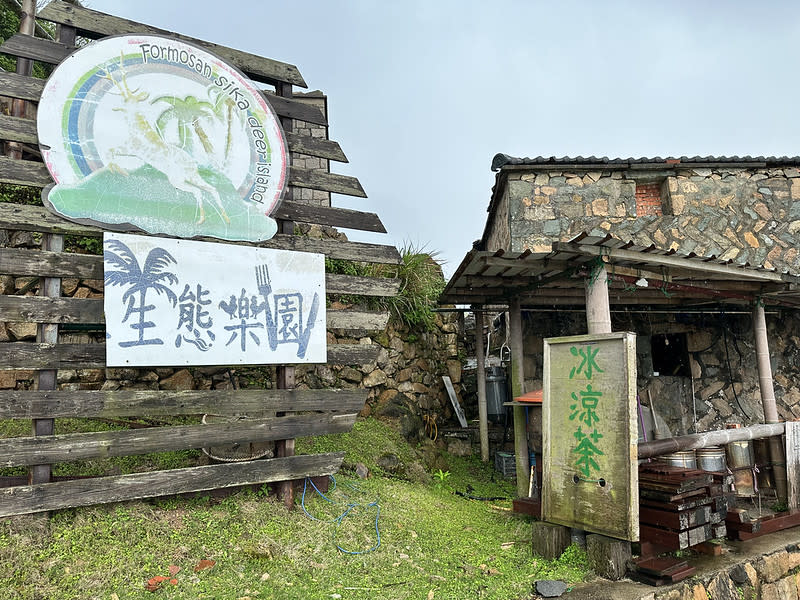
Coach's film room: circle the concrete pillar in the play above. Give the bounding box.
[753,303,788,503]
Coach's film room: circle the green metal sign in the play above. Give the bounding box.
[542,332,638,541]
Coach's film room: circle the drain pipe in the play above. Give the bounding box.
[753,302,788,503]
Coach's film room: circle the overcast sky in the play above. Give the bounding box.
[88,0,800,277]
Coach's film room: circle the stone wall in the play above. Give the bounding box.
[496,165,800,273]
[0,226,469,441]
[291,91,331,207]
[501,307,800,435]
[641,544,800,600]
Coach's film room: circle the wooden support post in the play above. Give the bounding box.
[509,298,529,497]
[586,534,631,581]
[753,302,788,503]
[585,262,612,335]
[531,521,571,560]
[6,0,35,159]
[474,307,489,462]
[274,81,296,509]
[30,6,68,487]
[276,365,296,509]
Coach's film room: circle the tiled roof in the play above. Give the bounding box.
[491,153,800,171]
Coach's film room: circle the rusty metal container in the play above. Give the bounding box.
[752,437,774,490]
[726,439,755,496]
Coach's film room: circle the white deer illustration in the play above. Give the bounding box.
[99,56,230,225]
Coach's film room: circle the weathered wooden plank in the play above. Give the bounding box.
[0,115,341,161]
[0,247,103,278]
[327,343,380,364]
[263,93,327,126]
[0,412,356,467]
[275,201,385,233]
[0,33,73,64]
[786,421,800,510]
[289,166,367,198]
[0,452,344,517]
[0,295,388,331]
[326,273,400,297]
[0,250,400,297]
[0,205,401,264]
[0,71,45,102]
[285,132,347,162]
[0,294,103,324]
[0,341,380,369]
[0,113,37,145]
[0,155,51,187]
[0,388,366,419]
[328,309,389,331]
[36,2,307,87]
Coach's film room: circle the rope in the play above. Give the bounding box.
[301,475,381,555]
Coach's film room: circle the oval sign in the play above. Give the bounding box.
[38,35,287,242]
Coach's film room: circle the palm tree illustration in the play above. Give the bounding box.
[208,86,248,165]
[152,94,216,156]
[104,239,178,347]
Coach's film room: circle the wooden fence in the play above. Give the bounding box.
[0,1,400,517]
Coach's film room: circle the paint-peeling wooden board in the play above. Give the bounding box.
[786,421,800,509]
[542,332,639,541]
[0,452,344,517]
[0,413,356,467]
[0,388,366,419]
[0,341,380,369]
[36,2,307,87]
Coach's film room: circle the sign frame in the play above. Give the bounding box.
[542,332,639,541]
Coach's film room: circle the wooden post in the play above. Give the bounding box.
[276,365,296,509]
[509,297,529,497]
[531,521,571,559]
[585,262,612,335]
[30,4,68,487]
[753,302,788,503]
[586,534,631,580]
[6,0,35,159]
[474,306,489,462]
[274,81,297,509]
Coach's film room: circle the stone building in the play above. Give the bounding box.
[453,155,800,437]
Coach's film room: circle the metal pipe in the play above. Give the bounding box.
[637,422,785,459]
[509,297,530,497]
[474,307,489,462]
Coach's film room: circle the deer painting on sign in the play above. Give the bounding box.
[99,55,230,225]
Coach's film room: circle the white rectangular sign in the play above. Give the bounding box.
[103,232,326,366]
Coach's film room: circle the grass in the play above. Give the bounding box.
[0,418,592,599]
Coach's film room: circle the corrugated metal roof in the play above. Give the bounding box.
[440,234,800,309]
[491,153,800,171]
